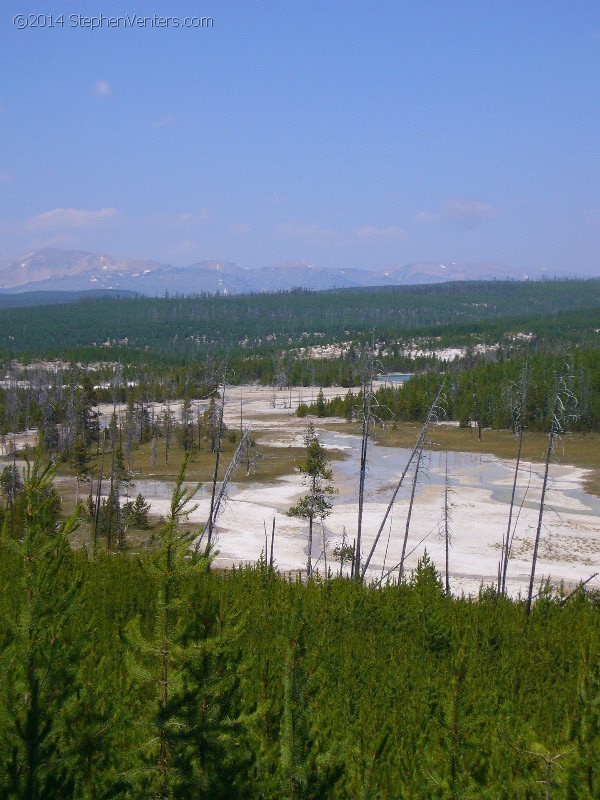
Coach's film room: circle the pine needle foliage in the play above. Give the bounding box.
[0,457,80,799]
[0,462,598,797]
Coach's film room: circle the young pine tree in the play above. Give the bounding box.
[0,457,80,799]
[124,458,247,798]
[287,426,336,580]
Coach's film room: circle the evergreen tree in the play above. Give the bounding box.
[0,458,80,799]
[70,440,91,505]
[287,426,336,579]
[0,463,23,506]
[277,605,343,800]
[123,459,246,798]
[123,493,151,529]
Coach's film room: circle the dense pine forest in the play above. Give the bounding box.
[0,459,598,799]
[1,278,599,363]
[301,349,600,432]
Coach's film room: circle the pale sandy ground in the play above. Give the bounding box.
[0,430,38,455]
[4,385,599,597]
[125,385,599,598]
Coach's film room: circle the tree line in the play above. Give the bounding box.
[301,348,600,432]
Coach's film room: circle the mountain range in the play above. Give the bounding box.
[0,248,541,296]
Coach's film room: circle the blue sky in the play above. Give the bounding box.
[1,1,599,274]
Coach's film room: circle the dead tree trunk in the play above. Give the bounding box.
[107,412,117,551]
[398,441,425,582]
[526,369,577,614]
[306,510,314,579]
[164,396,171,465]
[526,426,555,616]
[354,349,374,580]
[206,381,227,547]
[269,517,276,571]
[500,423,523,595]
[206,428,250,535]
[499,366,528,595]
[444,451,451,595]
[93,431,106,550]
[361,383,444,579]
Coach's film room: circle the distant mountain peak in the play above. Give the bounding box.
[0,248,542,295]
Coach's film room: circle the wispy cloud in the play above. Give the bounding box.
[412,199,497,229]
[176,209,210,226]
[413,210,439,224]
[26,207,118,230]
[443,198,497,226]
[0,169,13,184]
[94,80,112,97]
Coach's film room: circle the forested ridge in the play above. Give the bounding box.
[0,460,598,799]
[1,278,599,362]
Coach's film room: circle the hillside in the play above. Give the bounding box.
[0,278,598,362]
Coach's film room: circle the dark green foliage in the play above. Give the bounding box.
[69,440,91,482]
[0,459,79,799]
[0,465,598,797]
[0,278,598,366]
[122,493,151,529]
[276,604,344,799]
[306,348,600,432]
[0,464,23,505]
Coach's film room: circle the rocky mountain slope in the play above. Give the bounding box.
[0,248,535,295]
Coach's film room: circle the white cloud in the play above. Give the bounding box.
[413,210,439,224]
[413,199,497,229]
[26,207,118,230]
[443,198,497,226]
[94,80,112,97]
